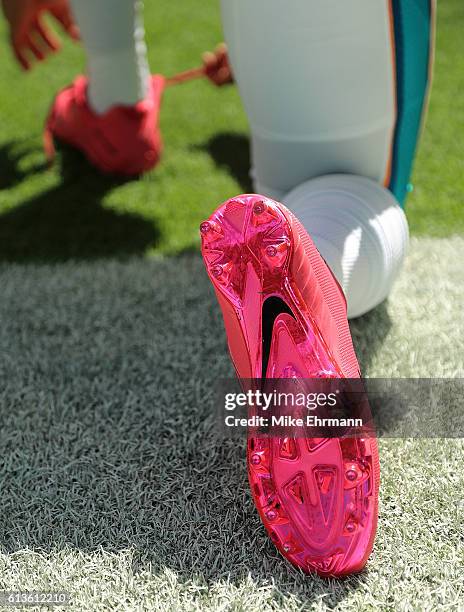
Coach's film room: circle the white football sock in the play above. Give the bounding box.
[69,0,150,114]
[221,0,396,197]
[283,175,409,319]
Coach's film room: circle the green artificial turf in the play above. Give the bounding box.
[0,0,463,261]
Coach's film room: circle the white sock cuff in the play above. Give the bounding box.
[282,174,409,319]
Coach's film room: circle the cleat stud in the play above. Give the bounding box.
[282,542,293,553]
[320,560,331,571]
[345,521,356,533]
[345,469,357,481]
[250,454,261,465]
[199,219,224,243]
[266,245,277,258]
[253,201,265,215]
[265,509,278,521]
[211,265,223,278]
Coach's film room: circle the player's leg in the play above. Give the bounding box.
[69,0,150,114]
[45,0,164,175]
[210,0,434,576]
[221,0,435,317]
[221,0,396,199]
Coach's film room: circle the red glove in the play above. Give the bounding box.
[1,0,79,70]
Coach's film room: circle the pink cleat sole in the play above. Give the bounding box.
[200,195,379,577]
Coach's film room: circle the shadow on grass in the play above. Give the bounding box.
[0,253,388,607]
[0,143,158,262]
[0,141,49,190]
[195,131,252,192]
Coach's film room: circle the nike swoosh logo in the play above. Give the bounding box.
[261,296,296,378]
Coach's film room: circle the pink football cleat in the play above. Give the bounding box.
[44,75,165,176]
[200,195,379,577]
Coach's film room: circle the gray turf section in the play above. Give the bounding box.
[0,237,463,611]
